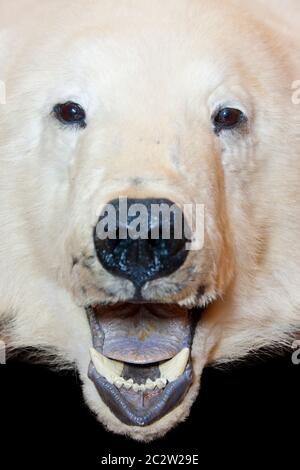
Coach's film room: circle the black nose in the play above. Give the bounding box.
[94,198,189,288]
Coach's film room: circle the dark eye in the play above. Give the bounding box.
[213,107,245,132]
[53,101,86,128]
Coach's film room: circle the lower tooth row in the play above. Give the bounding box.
[114,377,167,391]
[90,348,189,391]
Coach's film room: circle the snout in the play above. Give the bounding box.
[86,198,214,427]
[93,198,189,288]
[87,198,209,427]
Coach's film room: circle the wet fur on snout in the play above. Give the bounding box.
[0,0,300,441]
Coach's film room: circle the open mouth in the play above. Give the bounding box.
[87,302,202,426]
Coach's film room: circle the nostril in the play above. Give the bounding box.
[106,229,123,253]
[168,238,186,256]
[148,237,184,257]
[99,228,120,253]
[105,238,119,253]
[148,221,186,257]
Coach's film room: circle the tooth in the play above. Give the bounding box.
[114,378,125,389]
[139,384,145,392]
[145,378,155,390]
[124,379,133,390]
[159,348,190,382]
[156,378,166,389]
[90,348,124,383]
[132,383,140,392]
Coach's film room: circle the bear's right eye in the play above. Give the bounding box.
[53,101,86,128]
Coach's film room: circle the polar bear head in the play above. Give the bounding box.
[0,0,299,441]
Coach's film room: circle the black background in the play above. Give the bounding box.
[1,349,299,466]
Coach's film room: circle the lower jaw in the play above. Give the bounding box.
[88,362,192,426]
[86,304,201,426]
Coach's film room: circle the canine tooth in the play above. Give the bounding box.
[90,348,124,383]
[156,378,166,389]
[159,348,190,382]
[145,379,155,390]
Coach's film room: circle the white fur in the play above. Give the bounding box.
[0,0,299,441]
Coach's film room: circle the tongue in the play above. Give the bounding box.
[93,303,192,364]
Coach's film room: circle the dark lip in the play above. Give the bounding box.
[88,362,192,426]
[86,304,201,426]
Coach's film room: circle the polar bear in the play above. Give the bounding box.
[0,0,299,441]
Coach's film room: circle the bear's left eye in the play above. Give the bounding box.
[53,101,86,128]
[213,107,245,133]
